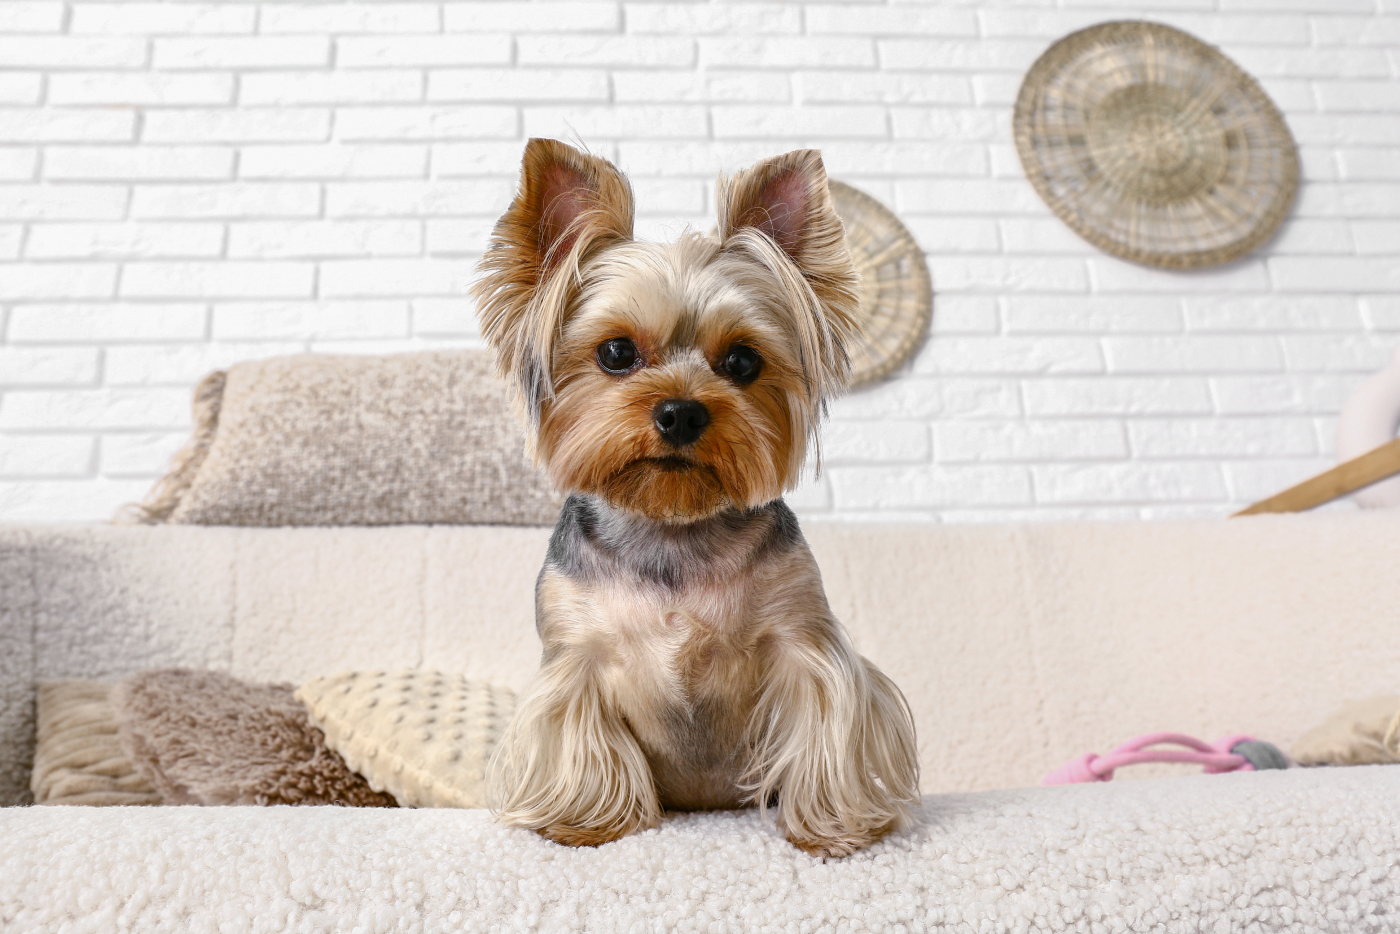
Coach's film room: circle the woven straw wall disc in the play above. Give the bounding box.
[1014,21,1299,270]
[828,180,933,388]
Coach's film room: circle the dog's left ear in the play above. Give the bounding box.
[473,138,634,423]
[717,150,861,401]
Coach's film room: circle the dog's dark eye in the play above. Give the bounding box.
[596,337,638,374]
[720,345,763,385]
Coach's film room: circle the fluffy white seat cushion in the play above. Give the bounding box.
[295,670,516,808]
[4,766,1396,933]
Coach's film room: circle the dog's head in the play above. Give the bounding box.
[472,139,861,523]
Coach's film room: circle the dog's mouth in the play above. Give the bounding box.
[638,456,700,473]
[601,456,731,521]
[620,456,722,485]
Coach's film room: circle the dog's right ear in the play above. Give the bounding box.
[472,138,634,422]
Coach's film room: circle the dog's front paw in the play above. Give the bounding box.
[780,818,896,859]
[536,823,635,848]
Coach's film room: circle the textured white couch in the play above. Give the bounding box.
[3,512,1400,932]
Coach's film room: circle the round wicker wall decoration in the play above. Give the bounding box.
[1014,21,1299,270]
[828,180,933,389]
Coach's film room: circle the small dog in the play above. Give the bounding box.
[472,138,918,857]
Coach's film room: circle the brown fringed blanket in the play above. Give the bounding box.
[112,669,395,807]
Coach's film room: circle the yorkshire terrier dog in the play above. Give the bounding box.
[472,138,919,857]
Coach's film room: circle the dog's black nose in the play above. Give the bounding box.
[653,399,709,447]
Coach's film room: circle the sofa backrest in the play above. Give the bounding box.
[4,510,1398,805]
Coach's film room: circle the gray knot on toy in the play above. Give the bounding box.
[1231,740,1288,771]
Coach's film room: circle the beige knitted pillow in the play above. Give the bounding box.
[1292,695,1400,766]
[123,349,561,527]
[297,670,516,809]
[30,681,161,806]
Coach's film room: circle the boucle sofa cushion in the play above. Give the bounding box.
[5,767,1399,933]
[114,669,396,807]
[1292,694,1400,766]
[297,670,516,808]
[30,681,161,806]
[124,349,561,527]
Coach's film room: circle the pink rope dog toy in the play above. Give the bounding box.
[1042,732,1288,786]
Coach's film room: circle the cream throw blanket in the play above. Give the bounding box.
[7,511,1400,803]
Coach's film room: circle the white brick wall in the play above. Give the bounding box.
[1,0,1398,523]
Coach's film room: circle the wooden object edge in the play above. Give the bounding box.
[1232,436,1400,517]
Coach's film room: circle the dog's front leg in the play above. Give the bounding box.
[746,620,920,858]
[487,642,660,847]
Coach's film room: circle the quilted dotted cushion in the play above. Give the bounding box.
[296,670,516,809]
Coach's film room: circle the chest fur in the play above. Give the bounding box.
[535,571,762,809]
[539,571,760,702]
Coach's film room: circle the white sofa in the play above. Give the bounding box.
[3,511,1400,932]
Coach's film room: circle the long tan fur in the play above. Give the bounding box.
[488,599,662,846]
[479,139,918,858]
[743,607,921,856]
